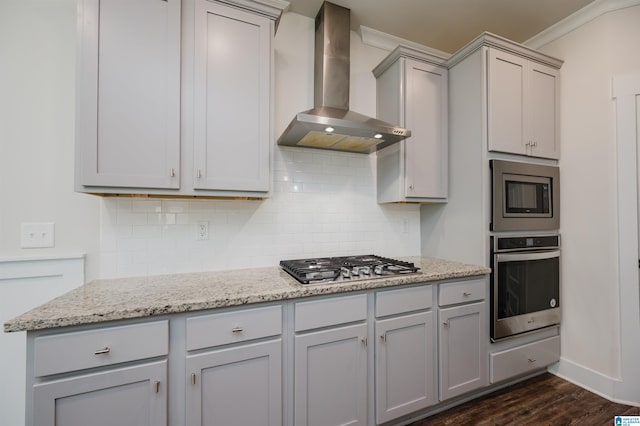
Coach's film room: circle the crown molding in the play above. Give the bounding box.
[359,25,451,58]
[526,0,640,49]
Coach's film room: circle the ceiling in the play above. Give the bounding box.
[286,0,596,54]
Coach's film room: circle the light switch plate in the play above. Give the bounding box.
[20,222,55,248]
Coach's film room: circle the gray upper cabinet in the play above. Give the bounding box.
[374,46,449,203]
[192,0,271,192]
[487,47,560,159]
[75,0,285,197]
[76,0,181,190]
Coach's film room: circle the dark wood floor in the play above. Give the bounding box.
[410,373,640,426]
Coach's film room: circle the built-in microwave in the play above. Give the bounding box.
[491,160,560,232]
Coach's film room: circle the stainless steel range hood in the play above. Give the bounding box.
[277,1,410,154]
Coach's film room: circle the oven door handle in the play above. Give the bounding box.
[495,250,560,262]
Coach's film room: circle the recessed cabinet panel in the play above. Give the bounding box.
[439,302,487,401]
[487,47,560,159]
[33,360,167,426]
[186,340,282,426]
[294,324,368,426]
[405,61,448,199]
[529,63,559,159]
[375,312,435,423]
[487,49,526,156]
[77,0,181,189]
[193,1,271,192]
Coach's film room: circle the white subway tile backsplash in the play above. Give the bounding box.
[98,148,420,278]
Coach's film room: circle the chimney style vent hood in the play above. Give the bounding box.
[277,1,410,154]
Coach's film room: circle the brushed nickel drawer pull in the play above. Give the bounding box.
[94,347,110,355]
[231,326,243,333]
[463,292,472,296]
[528,358,537,363]
[154,381,160,393]
[191,373,196,385]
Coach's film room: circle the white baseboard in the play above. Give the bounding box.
[549,357,639,407]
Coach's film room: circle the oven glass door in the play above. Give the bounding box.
[496,250,560,320]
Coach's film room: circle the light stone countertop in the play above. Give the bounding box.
[4,257,490,333]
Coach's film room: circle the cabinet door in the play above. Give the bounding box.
[405,60,448,199]
[375,311,436,424]
[438,302,487,401]
[32,360,167,426]
[193,1,271,192]
[77,0,181,189]
[487,48,527,156]
[186,339,281,426]
[295,324,367,426]
[528,62,559,159]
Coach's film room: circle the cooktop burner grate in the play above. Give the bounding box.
[280,255,420,284]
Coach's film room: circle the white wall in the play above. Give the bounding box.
[535,3,640,396]
[0,0,101,278]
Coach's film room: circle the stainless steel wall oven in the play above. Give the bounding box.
[490,234,561,341]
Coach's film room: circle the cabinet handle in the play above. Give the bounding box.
[94,347,110,355]
[170,167,175,177]
[443,320,449,328]
[361,337,368,347]
[196,169,202,179]
[191,373,196,385]
[408,184,415,190]
[463,292,472,296]
[231,326,243,333]
[380,333,386,343]
[154,381,160,393]
[528,358,537,363]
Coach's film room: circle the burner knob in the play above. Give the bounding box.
[374,265,384,275]
[341,267,351,278]
[361,266,371,275]
[352,267,360,276]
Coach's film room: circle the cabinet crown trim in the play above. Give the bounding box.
[373,45,448,77]
[213,0,289,26]
[446,31,564,69]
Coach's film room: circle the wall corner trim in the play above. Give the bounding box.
[525,0,640,49]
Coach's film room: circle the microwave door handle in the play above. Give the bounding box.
[496,250,560,262]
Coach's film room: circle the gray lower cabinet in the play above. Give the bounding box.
[438,301,488,400]
[185,340,282,426]
[374,285,436,424]
[375,312,435,424]
[437,278,488,401]
[33,361,167,426]
[293,294,369,426]
[28,320,169,426]
[184,305,283,426]
[294,323,368,426]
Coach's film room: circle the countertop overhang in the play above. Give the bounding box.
[4,257,490,333]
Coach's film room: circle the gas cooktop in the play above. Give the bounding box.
[280,255,420,285]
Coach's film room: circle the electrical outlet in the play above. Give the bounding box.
[21,222,55,248]
[196,221,209,240]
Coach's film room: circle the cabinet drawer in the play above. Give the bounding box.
[34,321,168,377]
[439,278,485,306]
[490,336,560,383]
[295,294,367,332]
[186,305,282,351]
[375,285,432,317]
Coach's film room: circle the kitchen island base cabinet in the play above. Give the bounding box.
[438,302,488,401]
[32,360,167,426]
[185,339,282,426]
[375,311,436,424]
[294,324,368,426]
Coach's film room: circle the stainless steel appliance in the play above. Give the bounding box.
[280,255,420,284]
[490,234,560,341]
[491,160,560,232]
[277,2,410,153]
